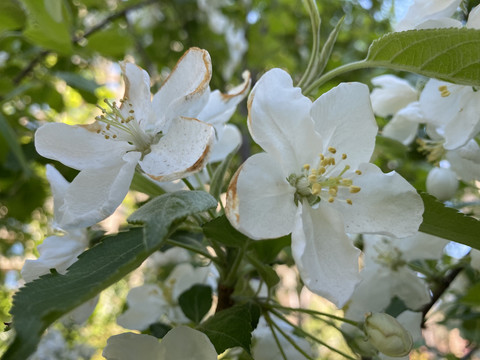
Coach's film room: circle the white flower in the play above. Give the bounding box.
[426,166,459,201]
[445,140,480,182]
[35,48,215,228]
[225,69,424,307]
[103,326,217,360]
[345,233,447,320]
[394,0,461,31]
[370,75,422,145]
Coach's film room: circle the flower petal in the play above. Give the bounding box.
[197,71,251,127]
[247,68,321,173]
[58,151,141,228]
[446,140,480,181]
[140,117,214,181]
[311,82,377,170]
[292,203,361,308]
[35,123,134,170]
[45,164,69,223]
[152,48,212,130]
[370,75,418,117]
[209,124,242,163]
[226,152,297,240]
[120,61,152,127]
[21,233,87,283]
[159,326,217,360]
[333,163,423,237]
[103,333,163,360]
[382,102,423,145]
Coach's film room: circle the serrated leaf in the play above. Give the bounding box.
[4,191,217,360]
[21,0,73,54]
[365,28,480,86]
[178,285,213,324]
[419,192,480,250]
[128,190,217,251]
[197,303,258,354]
[203,215,249,248]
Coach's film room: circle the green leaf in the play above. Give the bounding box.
[55,71,100,104]
[365,28,480,86]
[316,16,344,76]
[87,27,134,58]
[0,0,26,34]
[0,112,31,176]
[178,284,213,324]
[3,191,217,360]
[250,235,291,264]
[130,172,166,198]
[461,283,480,306]
[419,192,480,250]
[128,190,217,251]
[20,0,73,54]
[203,215,249,248]
[148,322,173,339]
[197,302,259,354]
[246,251,280,288]
[209,149,238,201]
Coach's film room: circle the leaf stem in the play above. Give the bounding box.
[165,238,218,263]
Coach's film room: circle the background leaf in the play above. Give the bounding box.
[365,28,480,86]
[420,192,480,250]
[178,284,213,324]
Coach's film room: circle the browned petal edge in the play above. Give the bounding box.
[246,85,256,131]
[220,70,252,100]
[119,61,151,109]
[225,162,244,227]
[146,117,214,181]
[157,47,212,99]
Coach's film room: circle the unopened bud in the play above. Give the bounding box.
[426,167,458,201]
[364,312,413,357]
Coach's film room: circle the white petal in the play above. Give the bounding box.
[394,0,461,31]
[21,233,87,283]
[117,284,167,330]
[35,123,134,170]
[334,163,424,237]
[45,164,69,223]
[152,48,212,130]
[208,124,242,163]
[370,75,418,117]
[382,102,423,145]
[58,151,141,228]
[140,117,214,181]
[159,326,217,360]
[120,62,152,128]
[226,152,297,240]
[396,232,447,261]
[292,203,361,308]
[311,82,377,169]
[467,5,480,29]
[197,71,251,126]
[167,263,215,300]
[389,267,432,310]
[247,68,320,173]
[446,140,480,181]
[62,295,99,325]
[103,333,162,360]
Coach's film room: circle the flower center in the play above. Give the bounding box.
[417,138,445,164]
[95,98,154,154]
[437,85,450,97]
[288,146,362,206]
[374,240,406,271]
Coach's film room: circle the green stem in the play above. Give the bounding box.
[270,309,358,360]
[165,238,219,264]
[208,238,226,265]
[303,60,369,94]
[223,242,248,287]
[264,312,289,360]
[265,312,316,360]
[266,302,359,327]
[297,0,321,89]
[182,177,195,190]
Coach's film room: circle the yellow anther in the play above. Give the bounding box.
[329,187,337,196]
[342,153,347,160]
[129,109,134,114]
[319,153,325,160]
[355,170,362,175]
[328,197,335,203]
[441,90,451,97]
[303,164,310,171]
[342,179,353,186]
[328,146,337,154]
[311,169,318,176]
[438,85,448,92]
[312,183,322,195]
[106,124,111,130]
[112,134,117,138]
[104,135,110,139]
[96,129,101,134]
[346,199,353,205]
[318,167,326,175]
[349,185,361,193]
[320,159,327,167]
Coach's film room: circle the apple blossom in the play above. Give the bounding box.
[35,48,215,228]
[103,326,217,360]
[426,166,459,201]
[394,0,461,31]
[226,68,424,307]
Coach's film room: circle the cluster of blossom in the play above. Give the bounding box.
[372,0,480,202]
[21,1,480,357]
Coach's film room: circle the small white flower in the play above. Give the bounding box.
[394,0,462,31]
[35,48,215,228]
[226,69,424,307]
[426,166,459,201]
[103,326,217,360]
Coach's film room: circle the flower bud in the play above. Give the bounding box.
[364,312,413,357]
[426,167,458,201]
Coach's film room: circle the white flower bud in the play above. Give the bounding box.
[364,312,413,357]
[426,167,458,201]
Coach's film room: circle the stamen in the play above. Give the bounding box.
[355,170,362,175]
[342,153,347,160]
[303,164,310,171]
[328,146,337,154]
[349,185,361,193]
[328,197,334,203]
[438,85,448,92]
[346,199,353,205]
